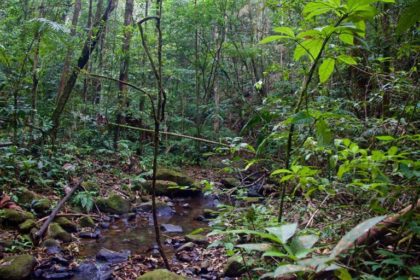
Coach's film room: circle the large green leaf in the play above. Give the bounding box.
[266,224,298,244]
[274,264,312,277]
[316,119,333,146]
[260,35,290,44]
[236,243,275,252]
[396,0,420,34]
[338,54,357,65]
[303,2,336,19]
[319,58,335,83]
[330,216,386,258]
[273,26,295,37]
[290,235,319,259]
[294,38,323,61]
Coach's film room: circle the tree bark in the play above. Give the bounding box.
[114,0,134,150]
[50,0,117,143]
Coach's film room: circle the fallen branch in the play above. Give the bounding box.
[0,142,13,148]
[33,178,83,245]
[36,213,100,224]
[108,122,230,147]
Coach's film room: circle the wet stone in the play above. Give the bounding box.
[79,229,101,239]
[96,248,130,265]
[160,224,183,233]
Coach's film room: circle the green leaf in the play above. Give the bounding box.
[316,119,333,146]
[273,27,295,37]
[335,268,353,280]
[236,243,275,252]
[376,135,395,141]
[291,235,319,259]
[303,2,335,19]
[338,54,357,65]
[262,250,290,258]
[339,34,354,45]
[271,169,293,176]
[397,0,420,34]
[266,224,298,244]
[260,35,290,44]
[330,216,386,258]
[319,58,335,83]
[294,38,323,61]
[274,264,312,277]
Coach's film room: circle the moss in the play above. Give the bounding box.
[55,217,77,232]
[18,219,36,233]
[16,188,39,205]
[79,216,95,228]
[185,234,209,245]
[137,269,186,280]
[0,254,36,280]
[47,223,72,243]
[42,239,60,248]
[1,209,35,225]
[223,255,246,277]
[96,194,131,214]
[155,168,195,186]
[141,180,201,197]
[32,198,52,214]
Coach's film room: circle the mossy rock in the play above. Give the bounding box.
[137,269,186,280]
[96,194,131,215]
[0,209,35,225]
[15,188,40,205]
[54,217,77,233]
[155,168,196,186]
[42,239,60,248]
[81,180,99,191]
[221,177,241,188]
[32,198,52,214]
[0,254,36,280]
[47,223,72,243]
[185,234,209,245]
[141,180,200,197]
[203,208,218,219]
[79,216,95,228]
[18,219,36,233]
[223,255,246,277]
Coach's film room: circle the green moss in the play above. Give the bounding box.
[0,254,36,280]
[79,216,95,228]
[141,180,201,197]
[18,219,36,233]
[32,198,52,214]
[137,269,186,280]
[185,234,209,245]
[1,209,35,224]
[16,188,39,205]
[55,217,77,232]
[47,223,72,243]
[223,255,246,277]
[96,194,131,214]
[155,168,195,186]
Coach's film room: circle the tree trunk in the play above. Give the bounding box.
[57,0,81,102]
[114,0,134,150]
[50,0,117,143]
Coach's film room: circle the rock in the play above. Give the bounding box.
[99,222,110,229]
[79,216,95,228]
[96,248,130,265]
[55,217,77,233]
[96,194,131,214]
[160,224,183,233]
[203,209,218,219]
[0,254,36,280]
[32,198,52,214]
[176,242,195,252]
[73,261,112,280]
[141,180,201,197]
[155,168,195,186]
[1,209,35,225]
[18,219,36,233]
[15,188,39,205]
[223,255,246,277]
[176,251,192,262]
[137,269,186,280]
[221,177,241,188]
[79,229,101,239]
[47,223,72,243]
[42,239,61,254]
[136,200,168,212]
[185,234,209,245]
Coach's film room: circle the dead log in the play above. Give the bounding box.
[33,178,83,245]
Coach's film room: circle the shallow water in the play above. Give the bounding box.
[78,196,216,258]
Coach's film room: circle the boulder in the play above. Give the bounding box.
[155,168,195,186]
[0,254,36,280]
[55,217,77,233]
[18,219,36,233]
[47,223,72,243]
[185,234,209,245]
[223,255,246,277]
[96,248,130,265]
[221,177,241,188]
[176,242,195,252]
[32,198,52,214]
[96,194,131,214]
[141,180,200,197]
[1,209,35,225]
[79,216,95,228]
[203,208,218,219]
[137,269,185,280]
[15,188,39,205]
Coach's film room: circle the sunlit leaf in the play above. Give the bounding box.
[291,235,319,259]
[319,58,335,83]
[338,54,357,65]
[266,224,297,244]
[236,243,275,252]
[274,264,312,277]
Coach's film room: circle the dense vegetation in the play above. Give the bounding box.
[0,0,419,279]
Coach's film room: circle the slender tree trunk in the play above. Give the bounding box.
[57,0,81,101]
[114,0,134,150]
[50,0,117,143]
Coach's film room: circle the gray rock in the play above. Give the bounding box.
[160,224,183,233]
[96,248,130,265]
[0,254,36,280]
